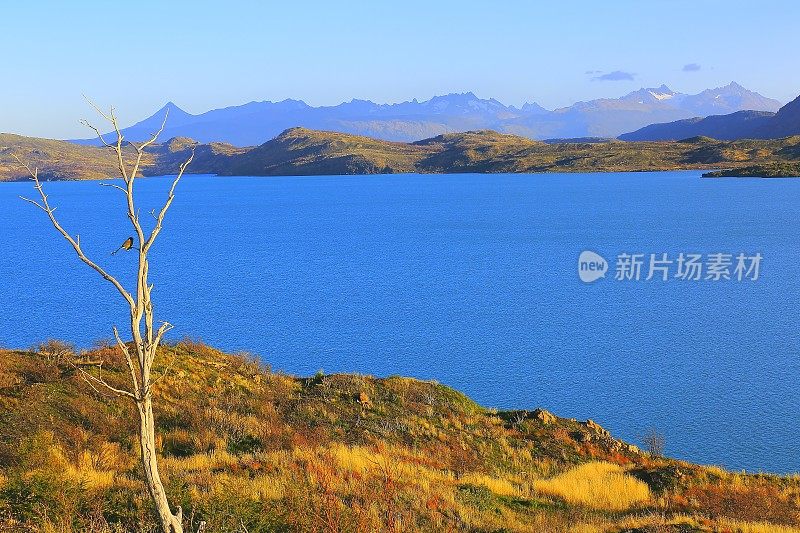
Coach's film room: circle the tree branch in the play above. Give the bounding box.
[19,195,46,212]
[153,321,174,349]
[146,150,194,251]
[99,182,128,193]
[72,362,137,400]
[14,156,135,308]
[82,94,114,123]
[130,109,169,154]
[80,119,115,149]
[146,350,178,396]
[113,326,141,398]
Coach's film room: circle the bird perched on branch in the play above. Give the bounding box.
[112,237,135,255]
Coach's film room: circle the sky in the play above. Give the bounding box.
[2,0,799,138]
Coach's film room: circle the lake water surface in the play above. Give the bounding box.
[2,172,799,473]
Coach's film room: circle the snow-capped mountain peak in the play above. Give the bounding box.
[648,90,674,101]
[622,84,677,104]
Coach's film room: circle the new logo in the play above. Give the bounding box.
[578,251,608,283]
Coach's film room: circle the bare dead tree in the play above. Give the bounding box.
[17,101,193,533]
[643,428,666,457]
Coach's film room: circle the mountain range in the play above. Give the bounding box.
[71,82,781,146]
[620,94,800,141]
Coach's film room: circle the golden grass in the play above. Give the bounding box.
[460,473,518,497]
[35,446,118,490]
[249,474,286,500]
[615,514,800,533]
[533,461,650,511]
[329,443,380,473]
[717,519,800,533]
[6,345,800,532]
[161,449,238,472]
[323,443,454,487]
[207,472,285,501]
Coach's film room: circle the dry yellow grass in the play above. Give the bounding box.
[717,519,800,533]
[615,514,800,533]
[323,443,455,488]
[34,446,118,490]
[6,345,800,532]
[329,443,380,473]
[162,449,238,472]
[248,474,286,500]
[205,472,285,501]
[460,473,518,497]
[533,461,650,511]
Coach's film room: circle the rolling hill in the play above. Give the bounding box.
[5,127,800,181]
[0,133,135,181]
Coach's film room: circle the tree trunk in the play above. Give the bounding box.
[138,396,183,533]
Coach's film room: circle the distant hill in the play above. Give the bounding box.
[70,83,781,146]
[0,133,246,181]
[764,94,800,137]
[0,133,132,180]
[620,93,800,141]
[619,111,776,141]
[703,162,800,178]
[6,127,800,181]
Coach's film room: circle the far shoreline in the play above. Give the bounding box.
[3,168,781,185]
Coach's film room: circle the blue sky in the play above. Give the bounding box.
[2,0,799,138]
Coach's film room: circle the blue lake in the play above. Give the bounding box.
[1,171,799,473]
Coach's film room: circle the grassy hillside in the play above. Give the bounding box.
[0,133,135,181]
[219,127,432,176]
[3,129,800,181]
[212,129,800,176]
[1,341,800,531]
[703,162,800,178]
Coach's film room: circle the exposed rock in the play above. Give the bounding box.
[585,419,610,437]
[573,431,592,443]
[629,465,687,494]
[533,408,556,425]
[624,443,640,454]
[358,391,372,408]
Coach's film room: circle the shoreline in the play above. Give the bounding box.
[0,167,770,184]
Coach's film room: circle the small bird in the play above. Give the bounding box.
[112,237,134,256]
